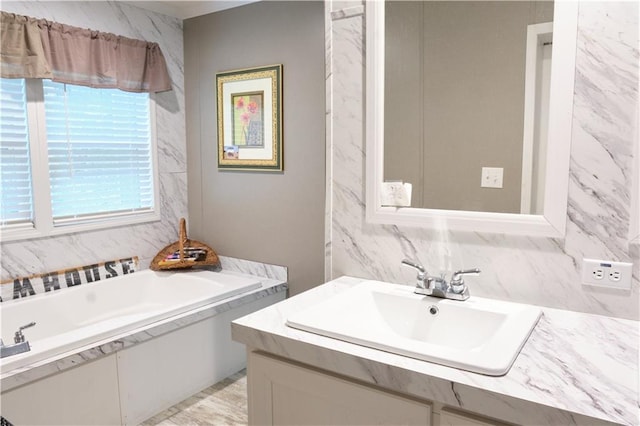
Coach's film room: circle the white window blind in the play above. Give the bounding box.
[43,80,154,224]
[0,78,33,227]
[0,78,157,241]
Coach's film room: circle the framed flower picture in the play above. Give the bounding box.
[216,64,283,171]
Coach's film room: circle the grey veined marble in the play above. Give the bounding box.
[219,255,288,282]
[232,276,640,426]
[324,1,640,319]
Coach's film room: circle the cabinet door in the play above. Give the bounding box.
[440,409,511,426]
[248,352,431,425]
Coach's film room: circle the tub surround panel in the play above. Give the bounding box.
[326,2,639,319]
[330,4,364,21]
[219,256,287,283]
[157,171,190,248]
[323,2,334,283]
[0,1,187,281]
[232,276,639,426]
[0,272,287,392]
[331,0,363,14]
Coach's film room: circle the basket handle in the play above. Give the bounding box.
[178,218,187,261]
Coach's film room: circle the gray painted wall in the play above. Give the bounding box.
[184,1,326,296]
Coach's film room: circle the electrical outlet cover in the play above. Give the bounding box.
[582,258,633,290]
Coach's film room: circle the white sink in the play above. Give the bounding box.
[286,280,541,376]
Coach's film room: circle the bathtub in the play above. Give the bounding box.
[0,269,261,375]
[0,266,286,425]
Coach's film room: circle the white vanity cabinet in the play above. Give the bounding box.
[247,351,509,426]
[248,351,432,425]
[233,278,638,426]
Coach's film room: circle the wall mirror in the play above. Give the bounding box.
[366,0,579,237]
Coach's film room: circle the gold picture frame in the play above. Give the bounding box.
[216,64,283,171]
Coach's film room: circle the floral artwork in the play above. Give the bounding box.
[216,64,282,171]
[232,92,264,147]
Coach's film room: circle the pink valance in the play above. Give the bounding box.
[0,11,171,93]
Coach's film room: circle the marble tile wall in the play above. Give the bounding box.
[218,255,288,283]
[0,1,187,280]
[0,0,636,320]
[326,1,640,320]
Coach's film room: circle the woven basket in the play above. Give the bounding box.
[150,218,219,271]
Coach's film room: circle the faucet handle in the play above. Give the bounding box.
[401,259,430,290]
[451,268,480,284]
[401,259,429,281]
[401,259,425,274]
[14,322,36,343]
[450,268,480,294]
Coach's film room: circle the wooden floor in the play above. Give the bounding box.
[140,370,248,425]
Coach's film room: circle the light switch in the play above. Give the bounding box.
[481,167,503,188]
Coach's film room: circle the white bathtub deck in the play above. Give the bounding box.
[1,273,287,392]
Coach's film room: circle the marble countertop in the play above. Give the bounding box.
[232,276,640,426]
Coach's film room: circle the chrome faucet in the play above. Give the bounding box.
[402,259,480,301]
[1,322,36,358]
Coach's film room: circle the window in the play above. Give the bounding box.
[0,78,158,241]
[0,78,33,228]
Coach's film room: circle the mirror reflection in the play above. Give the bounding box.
[384,1,554,214]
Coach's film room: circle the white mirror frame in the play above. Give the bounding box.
[366,0,579,237]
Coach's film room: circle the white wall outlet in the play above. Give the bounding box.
[380,181,412,207]
[582,258,633,290]
[481,167,504,188]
